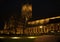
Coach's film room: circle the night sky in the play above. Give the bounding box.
[33,0,60,19]
[0,0,60,20]
[0,0,60,21]
[0,0,20,19]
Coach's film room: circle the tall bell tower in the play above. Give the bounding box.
[21,0,32,35]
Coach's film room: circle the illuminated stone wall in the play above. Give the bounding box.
[24,23,60,35]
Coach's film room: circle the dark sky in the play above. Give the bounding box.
[0,0,19,18]
[0,0,60,20]
[33,0,60,19]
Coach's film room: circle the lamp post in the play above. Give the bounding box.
[21,4,32,35]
